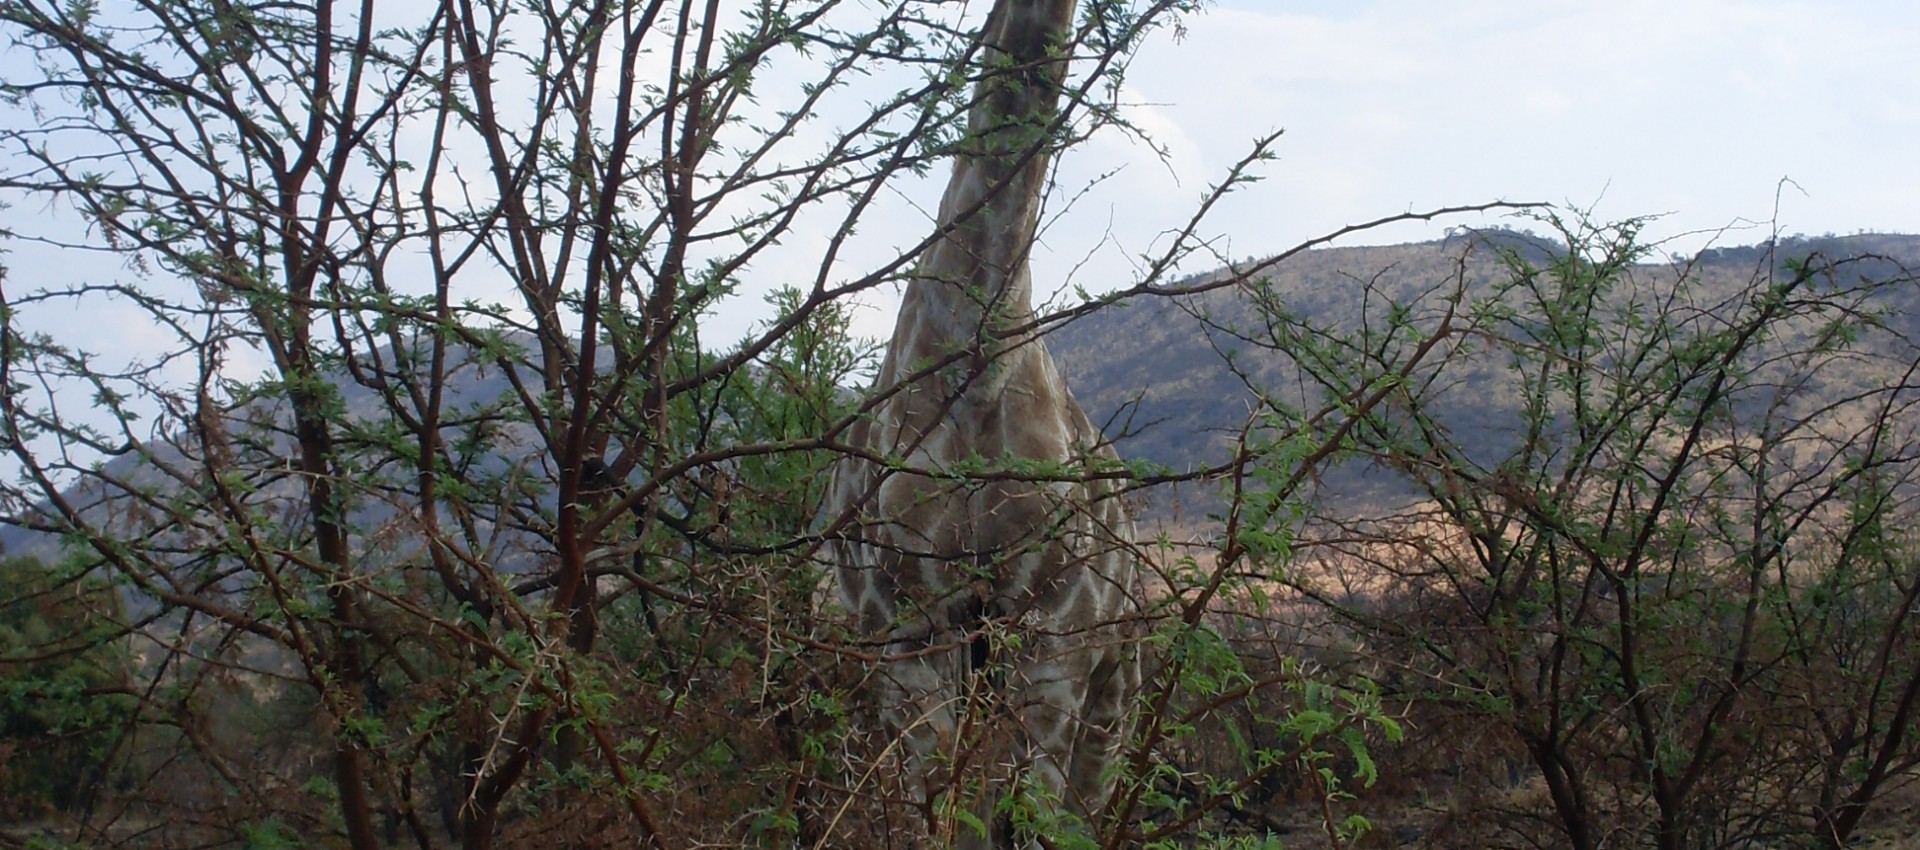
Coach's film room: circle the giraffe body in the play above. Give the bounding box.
[821,1,1140,846]
[829,340,1140,815]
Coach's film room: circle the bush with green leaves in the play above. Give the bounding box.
[0,555,133,820]
[1245,215,1920,850]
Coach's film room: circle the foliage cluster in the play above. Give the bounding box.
[0,555,133,820]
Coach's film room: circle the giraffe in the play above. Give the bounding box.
[820,0,1140,847]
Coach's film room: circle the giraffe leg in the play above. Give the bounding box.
[996,628,1098,850]
[1068,637,1136,815]
[881,635,958,798]
[884,623,1020,850]
[997,637,1133,850]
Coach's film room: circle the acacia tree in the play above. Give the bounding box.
[0,1,1446,848]
[1254,218,1920,850]
[0,0,1148,845]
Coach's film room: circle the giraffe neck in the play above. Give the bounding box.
[884,0,1078,379]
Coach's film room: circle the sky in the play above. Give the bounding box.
[6,0,1919,363]
[1177,0,1916,237]
[728,0,1920,342]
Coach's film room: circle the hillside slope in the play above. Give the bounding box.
[1048,231,1920,517]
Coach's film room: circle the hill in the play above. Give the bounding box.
[10,231,1918,555]
[1048,230,1920,518]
